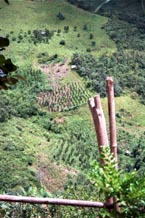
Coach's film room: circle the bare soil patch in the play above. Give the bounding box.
[36,155,77,193]
[39,60,70,87]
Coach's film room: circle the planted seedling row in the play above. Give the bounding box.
[38,83,91,112]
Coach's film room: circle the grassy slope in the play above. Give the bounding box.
[102,96,145,133]
[0,0,145,193]
[0,116,77,192]
[72,95,145,137]
[0,0,115,67]
[1,95,145,191]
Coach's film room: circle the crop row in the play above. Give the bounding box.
[48,121,98,171]
[38,83,91,112]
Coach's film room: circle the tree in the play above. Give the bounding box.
[94,0,145,13]
[67,0,145,14]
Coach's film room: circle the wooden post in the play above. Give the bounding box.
[106,77,118,169]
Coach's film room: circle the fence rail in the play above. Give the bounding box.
[0,195,113,209]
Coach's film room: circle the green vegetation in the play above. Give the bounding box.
[48,116,98,170]
[71,15,145,102]
[0,116,47,192]
[38,82,92,112]
[0,37,25,89]
[0,0,115,67]
[89,146,145,217]
[0,0,145,217]
[67,0,101,11]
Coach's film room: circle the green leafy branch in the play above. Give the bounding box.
[89,146,145,217]
[0,37,25,90]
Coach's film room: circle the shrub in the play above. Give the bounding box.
[57,29,61,34]
[64,26,69,33]
[56,12,65,20]
[15,100,38,118]
[18,35,23,40]
[91,41,96,46]
[59,39,66,45]
[89,33,93,39]
[73,26,77,31]
[89,146,145,218]
[28,30,31,35]
[5,34,9,38]
[12,37,16,41]
[86,48,91,52]
[33,39,37,45]
[83,24,87,31]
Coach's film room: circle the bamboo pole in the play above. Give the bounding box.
[0,195,113,209]
[88,95,113,207]
[106,77,118,168]
[88,95,109,158]
[106,77,120,213]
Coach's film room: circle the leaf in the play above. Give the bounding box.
[5,77,18,85]
[4,59,17,72]
[14,74,26,81]
[0,66,9,74]
[0,55,5,65]
[0,83,8,90]
[0,37,9,47]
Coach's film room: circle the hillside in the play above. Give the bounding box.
[0,0,115,67]
[0,0,114,193]
[0,0,145,203]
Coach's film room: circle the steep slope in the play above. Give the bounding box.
[0,0,145,195]
[0,0,115,193]
[0,0,115,67]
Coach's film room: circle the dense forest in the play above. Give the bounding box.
[0,0,145,217]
